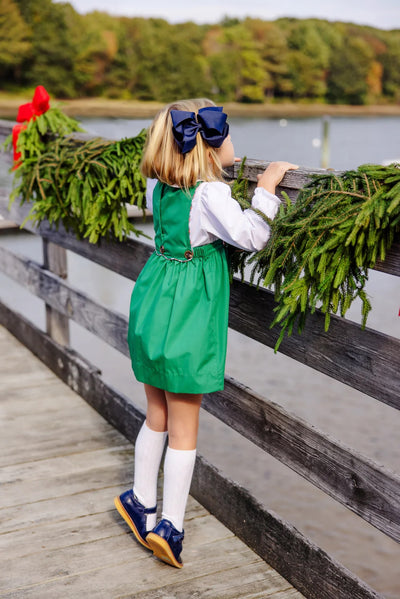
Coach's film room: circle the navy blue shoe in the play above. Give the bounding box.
[146,519,184,568]
[114,490,156,549]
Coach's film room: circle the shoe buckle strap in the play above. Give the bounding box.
[143,505,157,514]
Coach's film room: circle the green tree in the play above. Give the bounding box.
[71,11,123,97]
[207,22,266,102]
[14,0,78,97]
[327,34,374,104]
[155,22,211,101]
[244,19,291,98]
[3,2,400,106]
[287,51,326,99]
[102,19,136,98]
[286,20,331,99]
[0,0,31,76]
[125,19,210,102]
[381,37,400,100]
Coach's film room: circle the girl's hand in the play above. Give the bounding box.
[257,161,298,194]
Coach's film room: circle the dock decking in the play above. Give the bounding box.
[0,325,305,599]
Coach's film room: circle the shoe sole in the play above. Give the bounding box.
[114,495,151,550]
[146,532,183,568]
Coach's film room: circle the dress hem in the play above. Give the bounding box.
[133,364,225,394]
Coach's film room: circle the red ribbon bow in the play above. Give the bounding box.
[12,85,50,168]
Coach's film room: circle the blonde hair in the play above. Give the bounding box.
[141,98,225,189]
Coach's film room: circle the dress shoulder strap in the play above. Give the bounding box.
[152,182,199,259]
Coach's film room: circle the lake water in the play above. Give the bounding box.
[77,114,400,170]
[0,116,399,597]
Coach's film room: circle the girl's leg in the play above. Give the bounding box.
[166,392,202,450]
[145,383,168,432]
[161,392,202,532]
[133,384,168,529]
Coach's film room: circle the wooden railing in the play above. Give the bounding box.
[0,119,399,599]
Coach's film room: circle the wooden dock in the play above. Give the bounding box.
[0,325,305,599]
[1,116,398,598]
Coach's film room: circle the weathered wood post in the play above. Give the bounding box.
[42,240,70,346]
[321,116,330,169]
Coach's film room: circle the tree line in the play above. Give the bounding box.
[1,0,400,105]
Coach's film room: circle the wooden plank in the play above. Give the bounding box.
[204,377,400,544]
[0,308,384,599]
[0,218,18,230]
[0,508,233,565]
[0,479,202,537]
[1,243,399,412]
[39,218,153,280]
[1,258,399,541]
[375,241,400,276]
[118,562,300,599]
[0,537,286,599]
[229,279,400,411]
[0,511,128,561]
[0,245,129,356]
[0,445,133,508]
[0,349,56,379]
[1,367,55,388]
[0,411,127,468]
[0,505,234,581]
[0,303,145,440]
[191,459,385,599]
[0,191,35,232]
[1,467,281,596]
[0,484,132,536]
[0,517,245,593]
[225,160,324,190]
[0,380,92,414]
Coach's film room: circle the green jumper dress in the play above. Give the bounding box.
[127,181,230,394]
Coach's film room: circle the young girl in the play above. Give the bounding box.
[114,98,297,568]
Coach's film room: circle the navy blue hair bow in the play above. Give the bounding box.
[170,106,229,154]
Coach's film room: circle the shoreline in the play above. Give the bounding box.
[1,96,400,119]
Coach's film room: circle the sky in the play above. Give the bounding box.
[54,0,400,30]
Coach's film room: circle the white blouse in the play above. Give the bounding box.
[146,178,281,252]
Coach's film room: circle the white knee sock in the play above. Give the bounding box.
[162,446,197,532]
[133,421,167,529]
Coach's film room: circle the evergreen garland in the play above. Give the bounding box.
[6,108,147,243]
[231,161,400,350]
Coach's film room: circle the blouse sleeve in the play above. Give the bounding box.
[198,181,281,252]
[145,178,157,213]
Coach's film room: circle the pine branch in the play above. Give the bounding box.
[6,110,148,243]
[230,161,400,351]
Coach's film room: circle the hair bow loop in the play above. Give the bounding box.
[197,106,229,148]
[170,110,201,154]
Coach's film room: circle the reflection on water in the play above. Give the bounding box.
[0,116,400,597]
